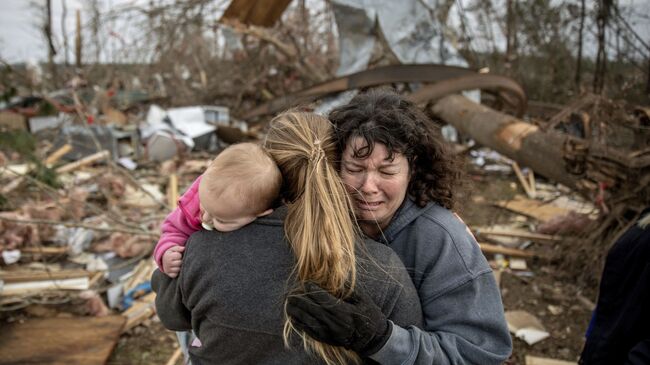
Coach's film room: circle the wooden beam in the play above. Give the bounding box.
[167,173,178,209]
[56,150,110,174]
[45,143,73,166]
[473,227,563,242]
[0,269,91,283]
[121,292,156,333]
[1,277,89,296]
[479,242,540,258]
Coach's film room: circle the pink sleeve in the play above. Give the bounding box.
[153,176,203,271]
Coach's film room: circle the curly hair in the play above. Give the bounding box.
[329,89,462,210]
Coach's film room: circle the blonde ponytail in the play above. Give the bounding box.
[265,111,361,365]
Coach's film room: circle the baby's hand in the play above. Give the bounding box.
[162,246,185,278]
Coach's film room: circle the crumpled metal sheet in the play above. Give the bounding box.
[331,2,377,75]
[331,0,467,76]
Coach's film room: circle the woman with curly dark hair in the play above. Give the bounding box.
[287,90,512,364]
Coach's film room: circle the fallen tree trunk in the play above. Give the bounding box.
[428,94,650,287]
[427,94,650,211]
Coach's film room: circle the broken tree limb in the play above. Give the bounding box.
[431,95,579,189]
[429,94,650,211]
[512,162,534,198]
[242,64,479,121]
[528,169,536,196]
[2,144,73,194]
[408,73,527,116]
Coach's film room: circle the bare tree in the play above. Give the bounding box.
[575,0,585,90]
[61,0,69,66]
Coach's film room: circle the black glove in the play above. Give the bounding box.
[286,282,391,357]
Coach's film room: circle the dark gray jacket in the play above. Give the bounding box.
[368,198,512,365]
[152,207,423,365]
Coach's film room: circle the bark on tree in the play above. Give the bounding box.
[75,9,82,67]
[61,0,69,66]
[430,94,650,210]
[44,0,57,82]
[575,0,585,90]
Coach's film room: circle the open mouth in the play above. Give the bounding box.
[356,199,382,210]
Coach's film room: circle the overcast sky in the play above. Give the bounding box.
[1,0,648,64]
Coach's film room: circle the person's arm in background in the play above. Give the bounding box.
[627,339,650,365]
[153,176,203,271]
[151,268,192,331]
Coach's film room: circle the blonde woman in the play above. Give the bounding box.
[152,111,423,364]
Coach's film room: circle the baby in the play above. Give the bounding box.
[153,142,282,277]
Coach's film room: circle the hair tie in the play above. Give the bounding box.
[310,139,325,162]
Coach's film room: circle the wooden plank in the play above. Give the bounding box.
[473,227,563,242]
[20,246,69,255]
[1,277,89,296]
[44,144,73,166]
[525,355,577,365]
[167,173,178,209]
[122,291,157,333]
[479,243,540,258]
[123,260,154,293]
[496,195,573,222]
[0,269,91,283]
[0,315,125,365]
[56,150,110,174]
[0,111,27,130]
[165,348,183,365]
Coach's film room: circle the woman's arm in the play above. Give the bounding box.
[369,271,511,365]
[151,269,192,331]
[288,215,512,364]
[369,213,511,365]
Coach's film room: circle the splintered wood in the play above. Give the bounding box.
[122,291,157,333]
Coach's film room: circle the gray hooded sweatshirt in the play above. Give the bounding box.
[368,198,512,365]
[152,207,423,365]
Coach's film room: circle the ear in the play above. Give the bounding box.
[257,208,273,217]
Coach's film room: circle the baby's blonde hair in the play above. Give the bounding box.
[199,142,282,216]
[264,111,361,365]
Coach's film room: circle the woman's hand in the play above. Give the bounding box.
[286,282,392,357]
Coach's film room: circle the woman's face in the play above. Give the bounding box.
[341,137,410,236]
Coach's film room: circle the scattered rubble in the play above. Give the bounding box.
[1,2,647,363]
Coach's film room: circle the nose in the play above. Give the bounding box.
[359,172,379,195]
